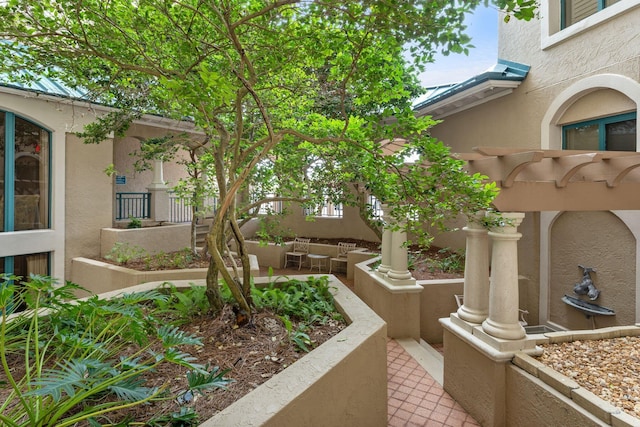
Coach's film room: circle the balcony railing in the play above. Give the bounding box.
[115,192,151,220]
[168,195,218,223]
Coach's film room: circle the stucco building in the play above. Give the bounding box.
[0,81,200,282]
[417,0,640,332]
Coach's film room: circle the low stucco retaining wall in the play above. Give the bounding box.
[98,275,388,427]
[101,224,192,257]
[419,278,464,344]
[354,258,422,340]
[442,320,640,426]
[509,327,640,427]
[353,258,463,342]
[70,255,259,295]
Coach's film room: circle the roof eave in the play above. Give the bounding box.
[416,79,522,119]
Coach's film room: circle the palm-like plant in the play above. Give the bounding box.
[0,275,230,426]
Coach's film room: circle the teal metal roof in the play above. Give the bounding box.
[0,70,88,100]
[413,59,530,111]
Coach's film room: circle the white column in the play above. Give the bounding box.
[387,225,414,283]
[377,204,392,275]
[482,212,526,340]
[457,212,490,324]
[147,159,170,222]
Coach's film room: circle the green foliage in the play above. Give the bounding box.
[154,283,210,323]
[0,0,537,314]
[126,216,142,229]
[434,248,465,273]
[104,242,147,265]
[280,316,313,353]
[147,407,199,427]
[0,275,229,426]
[252,276,342,325]
[186,365,233,393]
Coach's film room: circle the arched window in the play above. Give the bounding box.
[0,111,51,232]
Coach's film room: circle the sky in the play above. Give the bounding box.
[416,5,499,88]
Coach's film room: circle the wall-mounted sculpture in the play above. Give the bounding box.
[573,265,600,301]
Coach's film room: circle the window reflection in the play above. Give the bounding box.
[14,117,49,230]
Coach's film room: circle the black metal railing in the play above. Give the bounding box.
[115,192,151,220]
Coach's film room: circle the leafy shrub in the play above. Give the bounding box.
[104,242,147,265]
[127,216,142,229]
[0,274,231,426]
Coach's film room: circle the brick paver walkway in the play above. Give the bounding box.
[386,339,480,427]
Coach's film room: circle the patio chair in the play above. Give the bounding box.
[329,242,357,273]
[284,237,310,270]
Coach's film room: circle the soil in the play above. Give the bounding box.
[109,306,346,424]
[0,305,346,425]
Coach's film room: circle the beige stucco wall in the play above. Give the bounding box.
[260,203,381,242]
[549,211,636,330]
[113,122,200,193]
[65,132,114,278]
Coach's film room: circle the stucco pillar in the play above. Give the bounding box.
[377,205,392,275]
[457,212,490,324]
[147,159,170,222]
[387,223,415,285]
[482,212,526,340]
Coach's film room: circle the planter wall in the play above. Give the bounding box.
[70,255,259,296]
[100,224,192,257]
[419,278,464,344]
[354,258,422,340]
[441,320,640,427]
[97,275,388,427]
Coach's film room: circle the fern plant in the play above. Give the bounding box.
[0,274,228,427]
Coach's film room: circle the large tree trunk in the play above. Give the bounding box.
[204,214,252,320]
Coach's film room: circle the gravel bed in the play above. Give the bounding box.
[537,336,640,419]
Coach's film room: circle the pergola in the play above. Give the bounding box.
[460,147,640,211]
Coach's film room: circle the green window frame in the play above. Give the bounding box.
[561,0,620,29]
[562,112,637,151]
[1,111,52,232]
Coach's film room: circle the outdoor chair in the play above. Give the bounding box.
[284,237,310,270]
[329,242,357,273]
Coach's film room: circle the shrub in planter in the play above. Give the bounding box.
[0,274,229,427]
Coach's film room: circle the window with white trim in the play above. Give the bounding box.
[563,112,637,151]
[561,0,621,28]
[542,0,639,49]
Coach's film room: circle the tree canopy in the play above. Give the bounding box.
[0,0,537,318]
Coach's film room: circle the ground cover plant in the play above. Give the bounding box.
[0,275,345,425]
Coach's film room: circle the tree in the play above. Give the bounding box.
[0,0,537,320]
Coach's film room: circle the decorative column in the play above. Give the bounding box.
[482,212,526,340]
[387,221,415,285]
[147,159,170,222]
[377,204,392,275]
[457,212,490,324]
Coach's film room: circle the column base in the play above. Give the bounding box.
[456,305,488,324]
[482,317,526,340]
[387,269,413,281]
